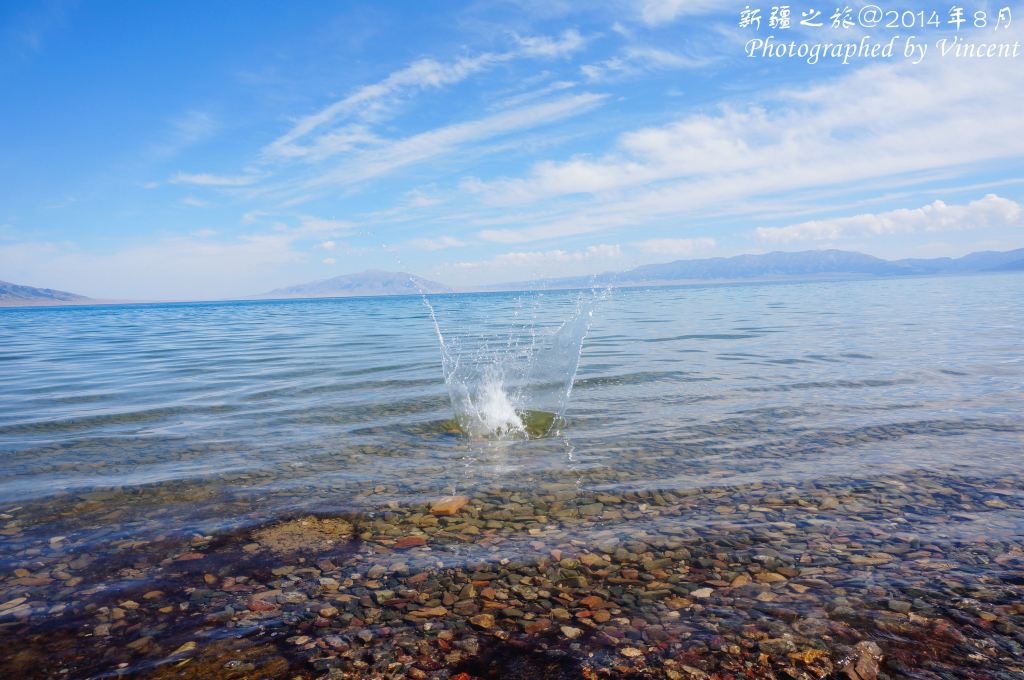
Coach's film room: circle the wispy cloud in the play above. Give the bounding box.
[581,46,709,80]
[756,194,1023,244]
[294,93,608,192]
[4,0,74,57]
[264,30,587,160]
[296,216,356,236]
[172,172,261,187]
[477,209,633,244]
[513,29,586,57]
[242,210,270,224]
[463,23,1024,243]
[490,80,577,111]
[0,233,307,300]
[170,110,218,146]
[636,0,733,26]
[440,243,622,286]
[632,237,716,256]
[149,110,219,160]
[453,243,621,270]
[403,188,443,208]
[409,235,468,251]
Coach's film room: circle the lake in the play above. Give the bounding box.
[1,273,1022,678]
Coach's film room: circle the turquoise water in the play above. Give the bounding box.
[1,274,1022,546]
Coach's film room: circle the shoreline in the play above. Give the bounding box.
[2,469,1022,678]
[2,269,1021,311]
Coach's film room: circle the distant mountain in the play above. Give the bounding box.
[0,280,90,306]
[263,249,1024,301]
[511,248,1024,290]
[894,248,1024,274]
[261,269,449,298]
[991,258,1024,271]
[619,249,909,282]
[6,249,1020,307]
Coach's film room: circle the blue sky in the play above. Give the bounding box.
[2,0,1023,299]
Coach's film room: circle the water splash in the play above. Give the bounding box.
[421,289,607,440]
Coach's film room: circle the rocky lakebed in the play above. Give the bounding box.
[1,464,1022,679]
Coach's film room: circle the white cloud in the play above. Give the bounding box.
[172,172,261,186]
[322,257,336,265]
[464,22,1024,243]
[404,188,442,208]
[453,243,621,270]
[637,0,732,25]
[264,30,588,160]
[439,242,623,286]
[625,46,703,68]
[144,109,220,161]
[632,237,716,255]
[296,216,356,235]
[242,210,269,224]
[0,233,306,300]
[581,46,708,81]
[478,210,632,244]
[151,110,218,160]
[491,80,577,111]
[514,29,585,57]
[170,110,217,145]
[409,235,468,251]
[298,124,382,162]
[264,57,495,159]
[0,212,367,299]
[756,194,1023,243]
[299,93,607,191]
[181,196,208,207]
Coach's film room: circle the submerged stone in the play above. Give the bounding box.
[251,515,354,554]
[436,409,560,439]
[430,496,469,516]
[519,409,557,437]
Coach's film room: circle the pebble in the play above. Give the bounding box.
[844,640,883,680]
[169,641,196,656]
[469,613,495,629]
[430,496,469,516]
[409,607,447,618]
[394,536,427,549]
[0,597,27,611]
[2,453,1020,680]
[888,599,912,613]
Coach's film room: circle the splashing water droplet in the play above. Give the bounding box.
[419,288,608,440]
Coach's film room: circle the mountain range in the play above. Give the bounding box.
[523,247,1024,289]
[258,269,449,298]
[3,248,1023,306]
[0,280,90,306]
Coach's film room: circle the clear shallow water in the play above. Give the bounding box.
[2,274,1024,678]
[1,274,1022,547]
